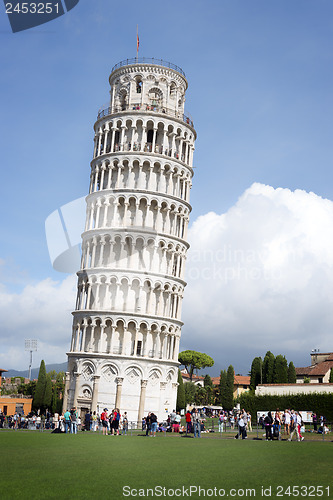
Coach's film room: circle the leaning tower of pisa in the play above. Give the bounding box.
[63,58,196,422]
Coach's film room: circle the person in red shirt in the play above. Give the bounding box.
[185,410,192,434]
[100,408,108,436]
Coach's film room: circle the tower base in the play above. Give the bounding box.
[63,353,179,424]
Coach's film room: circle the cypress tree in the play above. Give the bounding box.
[273,355,288,383]
[203,374,214,405]
[225,365,235,410]
[43,373,53,411]
[33,360,47,410]
[250,357,262,390]
[219,369,227,408]
[184,381,197,406]
[51,372,64,414]
[263,351,275,383]
[176,369,185,412]
[204,374,213,388]
[51,385,57,414]
[288,361,297,383]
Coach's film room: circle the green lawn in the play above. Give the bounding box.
[1,431,332,499]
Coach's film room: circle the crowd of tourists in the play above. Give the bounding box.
[258,410,329,441]
[0,410,57,430]
[1,406,329,439]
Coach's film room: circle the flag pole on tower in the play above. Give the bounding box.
[136,25,139,61]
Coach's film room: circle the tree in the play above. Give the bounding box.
[178,350,214,382]
[219,369,227,408]
[176,369,185,412]
[203,375,214,405]
[184,382,197,406]
[52,372,65,414]
[288,361,297,383]
[273,355,288,383]
[47,370,57,380]
[263,351,275,384]
[43,373,53,410]
[194,386,206,406]
[225,365,234,410]
[18,380,36,397]
[33,360,47,411]
[250,357,262,390]
[203,374,213,388]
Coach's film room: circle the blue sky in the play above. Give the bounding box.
[1,0,333,374]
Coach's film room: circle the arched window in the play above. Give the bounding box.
[148,87,163,106]
[147,129,154,144]
[136,79,142,93]
[118,88,128,111]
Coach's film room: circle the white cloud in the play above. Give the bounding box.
[0,275,76,371]
[182,183,333,373]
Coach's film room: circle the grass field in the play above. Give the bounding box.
[1,431,332,499]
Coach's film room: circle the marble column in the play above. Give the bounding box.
[159,381,167,420]
[62,372,70,413]
[91,375,101,413]
[115,377,124,409]
[73,372,81,408]
[137,379,148,424]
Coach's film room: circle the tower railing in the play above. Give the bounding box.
[111,58,186,77]
[97,103,194,128]
[94,140,189,164]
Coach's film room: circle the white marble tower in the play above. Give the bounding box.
[63,58,196,423]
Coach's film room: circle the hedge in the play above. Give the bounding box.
[237,392,333,421]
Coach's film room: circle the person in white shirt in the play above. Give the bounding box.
[288,410,303,442]
[296,412,304,441]
[284,410,291,435]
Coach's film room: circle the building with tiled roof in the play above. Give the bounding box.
[0,368,32,416]
[180,369,204,387]
[211,375,251,398]
[255,352,333,396]
[296,352,333,384]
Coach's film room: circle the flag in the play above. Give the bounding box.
[137,33,139,53]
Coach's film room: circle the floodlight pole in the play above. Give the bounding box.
[25,339,38,380]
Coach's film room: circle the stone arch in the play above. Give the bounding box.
[148,87,163,106]
[125,364,143,384]
[129,278,141,312]
[100,362,119,382]
[148,366,162,386]
[81,360,96,381]
[119,277,129,312]
[169,81,176,98]
[135,74,143,94]
[117,87,128,110]
[113,319,125,355]
[80,385,93,400]
[166,368,175,383]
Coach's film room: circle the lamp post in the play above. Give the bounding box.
[25,339,37,380]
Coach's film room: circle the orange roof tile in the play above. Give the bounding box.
[234,375,250,385]
[211,375,250,386]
